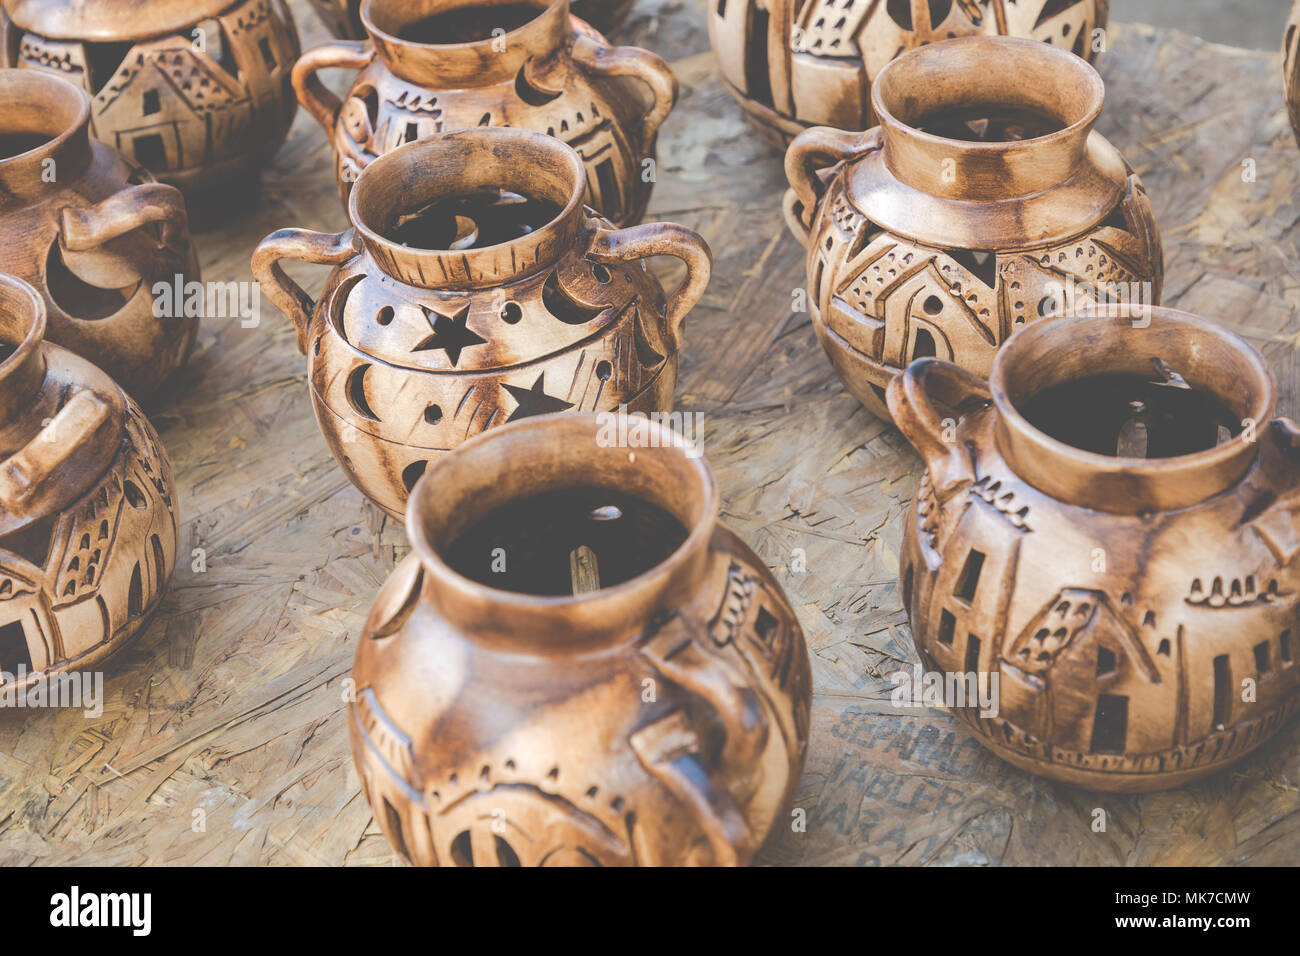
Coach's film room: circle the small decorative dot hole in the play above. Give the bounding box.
[922,295,943,316]
[501,301,523,324]
[377,306,394,325]
[595,360,613,381]
[592,264,612,283]
[424,404,442,425]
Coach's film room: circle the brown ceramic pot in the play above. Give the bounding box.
[0,70,200,400]
[784,36,1162,423]
[1286,2,1300,149]
[291,0,676,226]
[349,412,812,865]
[710,0,1111,144]
[0,0,301,194]
[308,0,637,37]
[0,274,178,691]
[251,127,711,519]
[888,306,1300,792]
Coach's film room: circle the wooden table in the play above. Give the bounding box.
[1,0,1297,866]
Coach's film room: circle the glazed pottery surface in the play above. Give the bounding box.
[0,70,200,400]
[349,412,812,865]
[0,0,301,193]
[785,36,1162,422]
[292,0,676,225]
[308,0,637,37]
[887,306,1300,792]
[0,274,178,691]
[1286,1,1300,149]
[251,127,711,519]
[710,0,1111,144]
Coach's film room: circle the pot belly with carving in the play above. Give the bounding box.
[307,256,680,519]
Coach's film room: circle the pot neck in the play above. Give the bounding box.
[362,0,570,87]
[348,126,588,289]
[0,71,94,204]
[990,308,1274,514]
[871,36,1104,202]
[407,413,718,653]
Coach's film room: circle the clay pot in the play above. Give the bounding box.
[888,306,1300,792]
[1286,2,1300,149]
[251,127,711,519]
[291,0,676,226]
[308,0,637,37]
[710,0,1110,144]
[784,36,1162,423]
[0,70,200,400]
[0,274,178,691]
[349,412,812,865]
[0,0,301,194]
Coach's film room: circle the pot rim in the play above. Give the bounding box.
[990,305,1276,513]
[0,273,48,428]
[361,0,565,51]
[347,126,589,289]
[0,70,91,171]
[405,411,719,650]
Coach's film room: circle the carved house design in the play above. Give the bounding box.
[0,410,176,677]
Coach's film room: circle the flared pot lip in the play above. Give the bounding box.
[0,273,48,375]
[405,411,720,646]
[0,70,91,169]
[870,35,1105,161]
[347,126,588,286]
[989,305,1275,512]
[5,0,239,42]
[360,0,565,52]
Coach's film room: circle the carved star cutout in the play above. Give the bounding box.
[502,373,574,422]
[413,304,485,367]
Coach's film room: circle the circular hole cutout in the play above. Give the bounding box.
[424,404,443,425]
[377,306,394,326]
[501,301,522,324]
[922,295,944,316]
[595,360,613,381]
[592,264,612,283]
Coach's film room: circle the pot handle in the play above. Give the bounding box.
[0,390,114,517]
[571,36,678,148]
[292,40,375,134]
[885,357,991,500]
[587,222,711,351]
[635,635,768,865]
[251,228,357,354]
[783,126,881,246]
[60,182,189,252]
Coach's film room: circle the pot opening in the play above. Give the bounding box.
[445,486,689,596]
[371,0,549,45]
[0,72,87,165]
[0,132,53,161]
[912,104,1067,144]
[387,187,563,250]
[1020,368,1244,460]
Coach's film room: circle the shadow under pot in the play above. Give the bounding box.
[291,0,676,226]
[784,35,1163,424]
[0,274,179,691]
[0,70,200,401]
[307,0,637,37]
[0,0,300,196]
[709,0,1110,145]
[1286,2,1300,150]
[350,412,812,865]
[251,127,711,520]
[887,305,1300,792]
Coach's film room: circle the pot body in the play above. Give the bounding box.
[1286,1,1300,149]
[252,129,711,520]
[709,0,1110,144]
[785,37,1162,423]
[308,0,637,37]
[349,414,813,866]
[292,0,676,226]
[888,310,1300,791]
[0,70,200,399]
[0,0,301,193]
[0,276,178,691]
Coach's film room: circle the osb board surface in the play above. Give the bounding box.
[1,0,1298,866]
